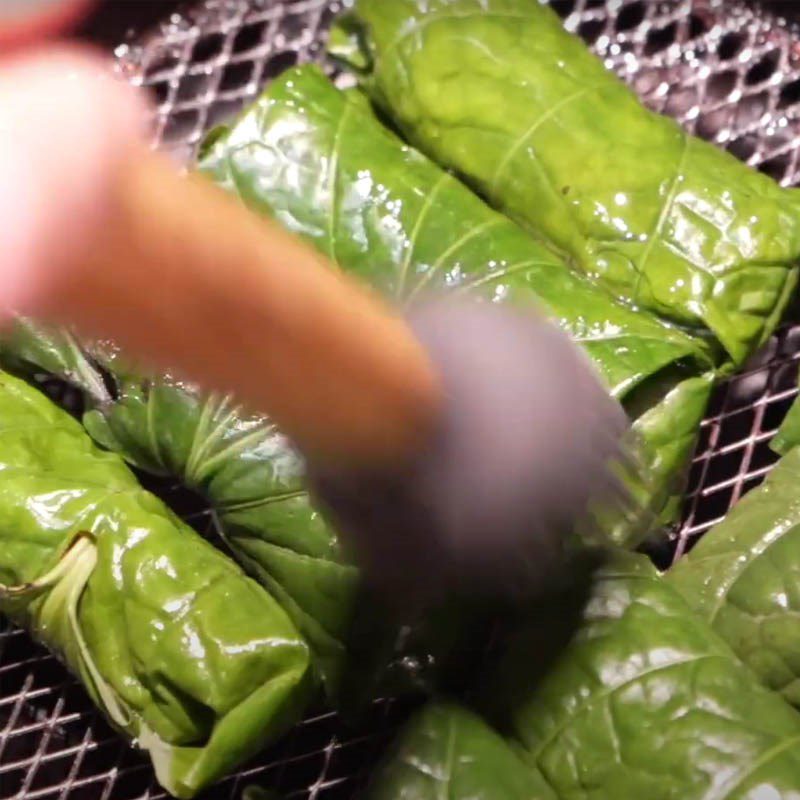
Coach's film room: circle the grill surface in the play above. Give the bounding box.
[4,1,800,798]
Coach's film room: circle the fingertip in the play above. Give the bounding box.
[0,151,43,314]
[0,47,150,317]
[0,0,96,51]
[0,44,149,138]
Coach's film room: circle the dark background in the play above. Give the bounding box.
[75,0,800,48]
[77,0,183,46]
[762,2,800,21]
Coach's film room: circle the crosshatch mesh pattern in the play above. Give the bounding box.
[4,1,800,798]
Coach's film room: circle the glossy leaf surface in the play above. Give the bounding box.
[356,556,800,799]
[608,372,714,546]
[669,447,800,708]
[772,372,800,455]
[363,702,555,800]
[81,349,360,697]
[331,0,800,364]
[0,371,311,798]
[200,66,714,404]
[495,555,800,798]
[198,65,715,539]
[0,67,717,699]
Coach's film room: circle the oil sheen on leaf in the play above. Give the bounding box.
[670,447,800,708]
[0,371,311,799]
[331,0,800,364]
[363,702,556,800]
[1,66,719,702]
[198,65,716,544]
[490,554,800,798]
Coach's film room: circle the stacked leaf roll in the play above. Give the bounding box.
[199,65,720,537]
[0,371,311,799]
[359,557,800,800]
[331,0,800,365]
[364,703,555,800]
[1,320,359,697]
[5,0,800,796]
[198,68,714,407]
[1,65,723,700]
[669,439,800,708]
[1,65,722,707]
[494,556,800,797]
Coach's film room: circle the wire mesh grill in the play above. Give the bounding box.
[4,0,800,798]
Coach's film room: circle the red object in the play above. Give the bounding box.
[0,0,96,51]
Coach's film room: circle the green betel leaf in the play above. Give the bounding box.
[600,372,715,547]
[348,556,800,799]
[772,368,800,456]
[0,318,109,405]
[1,66,718,701]
[669,446,800,708]
[331,0,800,364]
[0,370,312,798]
[199,65,715,405]
[81,362,360,698]
[490,554,800,798]
[362,702,556,800]
[197,64,715,540]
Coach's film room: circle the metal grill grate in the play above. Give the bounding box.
[4,1,800,798]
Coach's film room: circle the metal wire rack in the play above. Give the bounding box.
[4,0,800,798]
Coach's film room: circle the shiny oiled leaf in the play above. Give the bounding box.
[771,370,800,456]
[358,557,800,799]
[363,703,556,800]
[80,354,498,707]
[200,66,715,406]
[0,67,717,699]
[0,329,359,697]
[0,317,109,404]
[332,0,800,364]
[493,555,800,798]
[669,447,800,708]
[199,65,716,541]
[80,356,359,698]
[0,371,311,799]
[599,372,714,546]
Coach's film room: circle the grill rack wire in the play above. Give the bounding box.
[4,0,800,798]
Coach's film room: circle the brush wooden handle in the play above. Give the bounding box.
[54,147,443,469]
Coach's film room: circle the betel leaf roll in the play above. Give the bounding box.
[621,373,714,527]
[669,446,800,708]
[199,65,714,404]
[199,65,715,535]
[83,350,361,698]
[0,322,360,697]
[350,556,800,799]
[771,372,800,457]
[0,370,311,798]
[486,554,800,798]
[0,66,715,700]
[331,0,800,364]
[359,702,556,800]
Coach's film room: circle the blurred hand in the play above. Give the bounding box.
[0,5,148,321]
[0,0,96,49]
